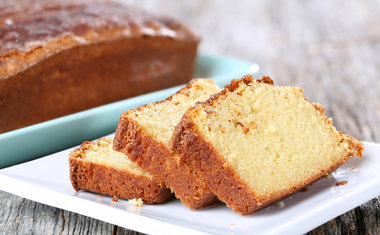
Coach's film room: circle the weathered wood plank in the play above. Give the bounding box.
[116,227,145,235]
[0,191,114,235]
[61,208,114,235]
[0,191,63,234]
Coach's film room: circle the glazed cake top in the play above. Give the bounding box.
[0,0,199,78]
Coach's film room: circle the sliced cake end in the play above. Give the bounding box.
[171,75,364,215]
[69,137,172,204]
[113,79,221,209]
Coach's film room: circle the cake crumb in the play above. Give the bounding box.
[128,198,143,207]
[352,168,359,172]
[112,196,118,202]
[278,201,285,208]
[242,126,249,134]
[233,106,241,115]
[335,181,348,186]
[330,187,335,194]
[127,205,141,213]
[230,223,235,226]
[301,187,310,192]
[248,121,257,129]
[237,122,249,134]
[314,103,326,114]
[205,110,219,116]
[221,126,226,133]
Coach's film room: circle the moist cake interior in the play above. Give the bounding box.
[131,79,221,145]
[191,80,356,201]
[77,138,151,178]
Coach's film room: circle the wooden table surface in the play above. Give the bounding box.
[1,0,380,234]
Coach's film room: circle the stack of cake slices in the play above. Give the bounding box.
[70,79,221,205]
[69,75,363,215]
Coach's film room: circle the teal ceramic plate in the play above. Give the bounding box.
[0,53,259,168]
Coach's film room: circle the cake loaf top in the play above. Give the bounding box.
[0,0,199,78]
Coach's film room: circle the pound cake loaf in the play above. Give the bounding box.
[0,0,199,133]
[171,75,364,215]
[69,137,172,204]
[113,79,221,209]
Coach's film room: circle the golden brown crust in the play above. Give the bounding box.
[171,118,266,214]
[113,113,218,209]
[171,119,359,214]
[0,33,198,134]
[69,140,172,204]
[170,75,364,215]
[196,75,273,108]
[0,0,199,133]
[121,78,218,117]
[0,0,199,78]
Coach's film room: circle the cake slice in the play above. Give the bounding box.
[113,79,221,209]
[171,75,364,215]
[69,137,172,204]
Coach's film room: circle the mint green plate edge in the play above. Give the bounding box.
[0,53,259,168]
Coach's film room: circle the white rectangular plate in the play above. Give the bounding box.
[0,141,379,235]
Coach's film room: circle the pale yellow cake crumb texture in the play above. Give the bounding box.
[191,80,357,201]
[128,198,143,207]
[74,137,151,178]
[131,79,221,145]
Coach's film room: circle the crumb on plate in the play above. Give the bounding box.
[301,187,310,192]
[128,198,143,207]
[330,187,335,194]
[278,201,285,208]
[335,180,348,186]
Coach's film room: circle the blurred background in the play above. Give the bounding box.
[118,0,380,144]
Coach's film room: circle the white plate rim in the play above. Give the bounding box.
[0,141,379,235]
